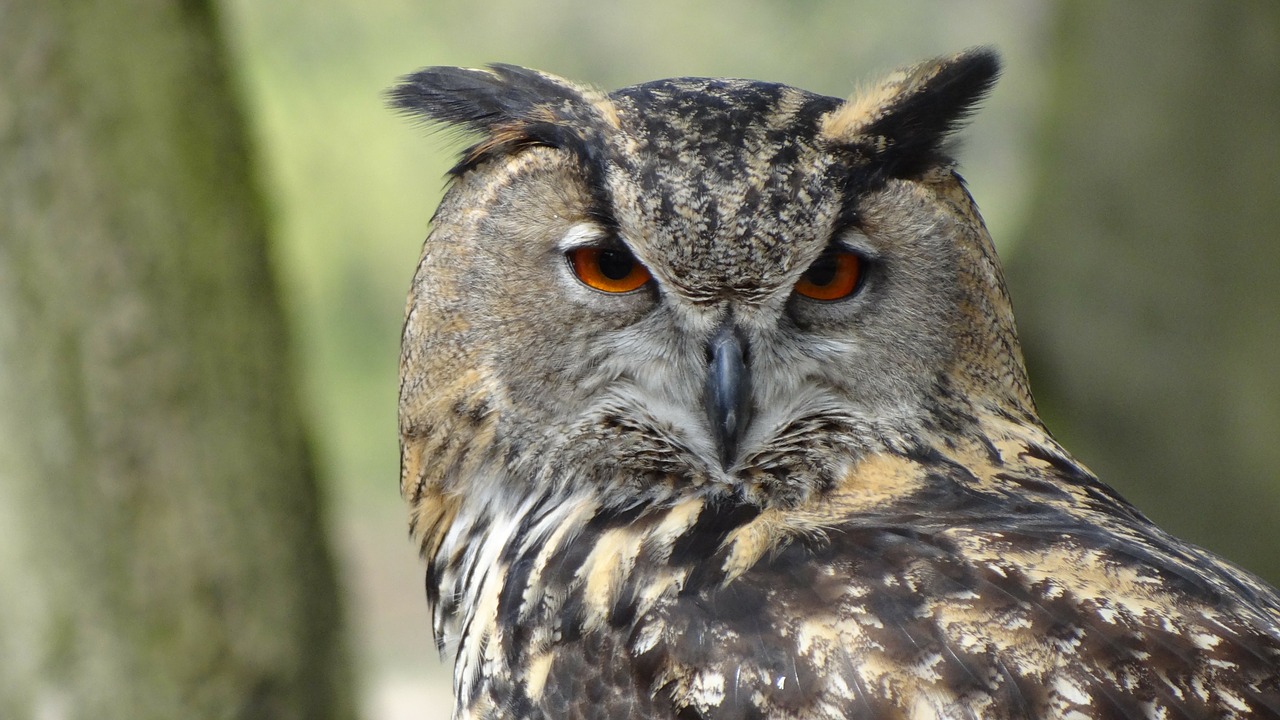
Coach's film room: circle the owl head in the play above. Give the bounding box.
[393,49,1034,535]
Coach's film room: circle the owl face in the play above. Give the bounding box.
[396,51,1032,512]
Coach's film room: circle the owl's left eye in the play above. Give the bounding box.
[567,247,652,293]
[794,249,863,301]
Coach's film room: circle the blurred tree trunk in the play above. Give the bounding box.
[1008,3,1280,583]
[0,1,355,719]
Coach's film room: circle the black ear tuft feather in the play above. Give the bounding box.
[387,64,611,176]
[825,48,1002,179]
[387,65,577,132]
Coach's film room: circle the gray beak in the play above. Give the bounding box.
[704,321,752,468]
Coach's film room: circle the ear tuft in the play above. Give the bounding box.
[387,64,616,175]
[821,48,1001,179]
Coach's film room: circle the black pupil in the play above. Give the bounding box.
[597,249,635,281]
[804,254,838,286]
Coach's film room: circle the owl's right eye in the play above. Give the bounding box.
[567,247,652,293]
[794,248,864,301]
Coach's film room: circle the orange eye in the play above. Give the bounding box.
[794,250,863,301]
[568,247,651,293]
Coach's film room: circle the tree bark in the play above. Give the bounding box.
[1008,2,1280,583]
[0,1,355,718]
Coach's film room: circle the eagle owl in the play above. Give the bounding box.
[391,49,1280,719]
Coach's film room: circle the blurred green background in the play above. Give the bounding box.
[3,1,1277,719]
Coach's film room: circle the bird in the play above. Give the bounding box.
[389,49,1280,719]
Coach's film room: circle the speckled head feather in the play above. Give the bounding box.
[393,49,1280,720]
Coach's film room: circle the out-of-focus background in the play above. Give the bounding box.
[1,2,1276,719]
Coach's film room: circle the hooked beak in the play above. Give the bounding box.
[703,321,752,469]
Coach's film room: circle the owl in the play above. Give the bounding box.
[391,49,1280,719]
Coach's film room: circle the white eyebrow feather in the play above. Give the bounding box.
[555,221,610,251]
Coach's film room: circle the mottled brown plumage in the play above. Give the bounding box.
[392,50,1280,719]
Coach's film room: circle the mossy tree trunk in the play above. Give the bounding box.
[1008,2,1280,582]
[0,1,355,718]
